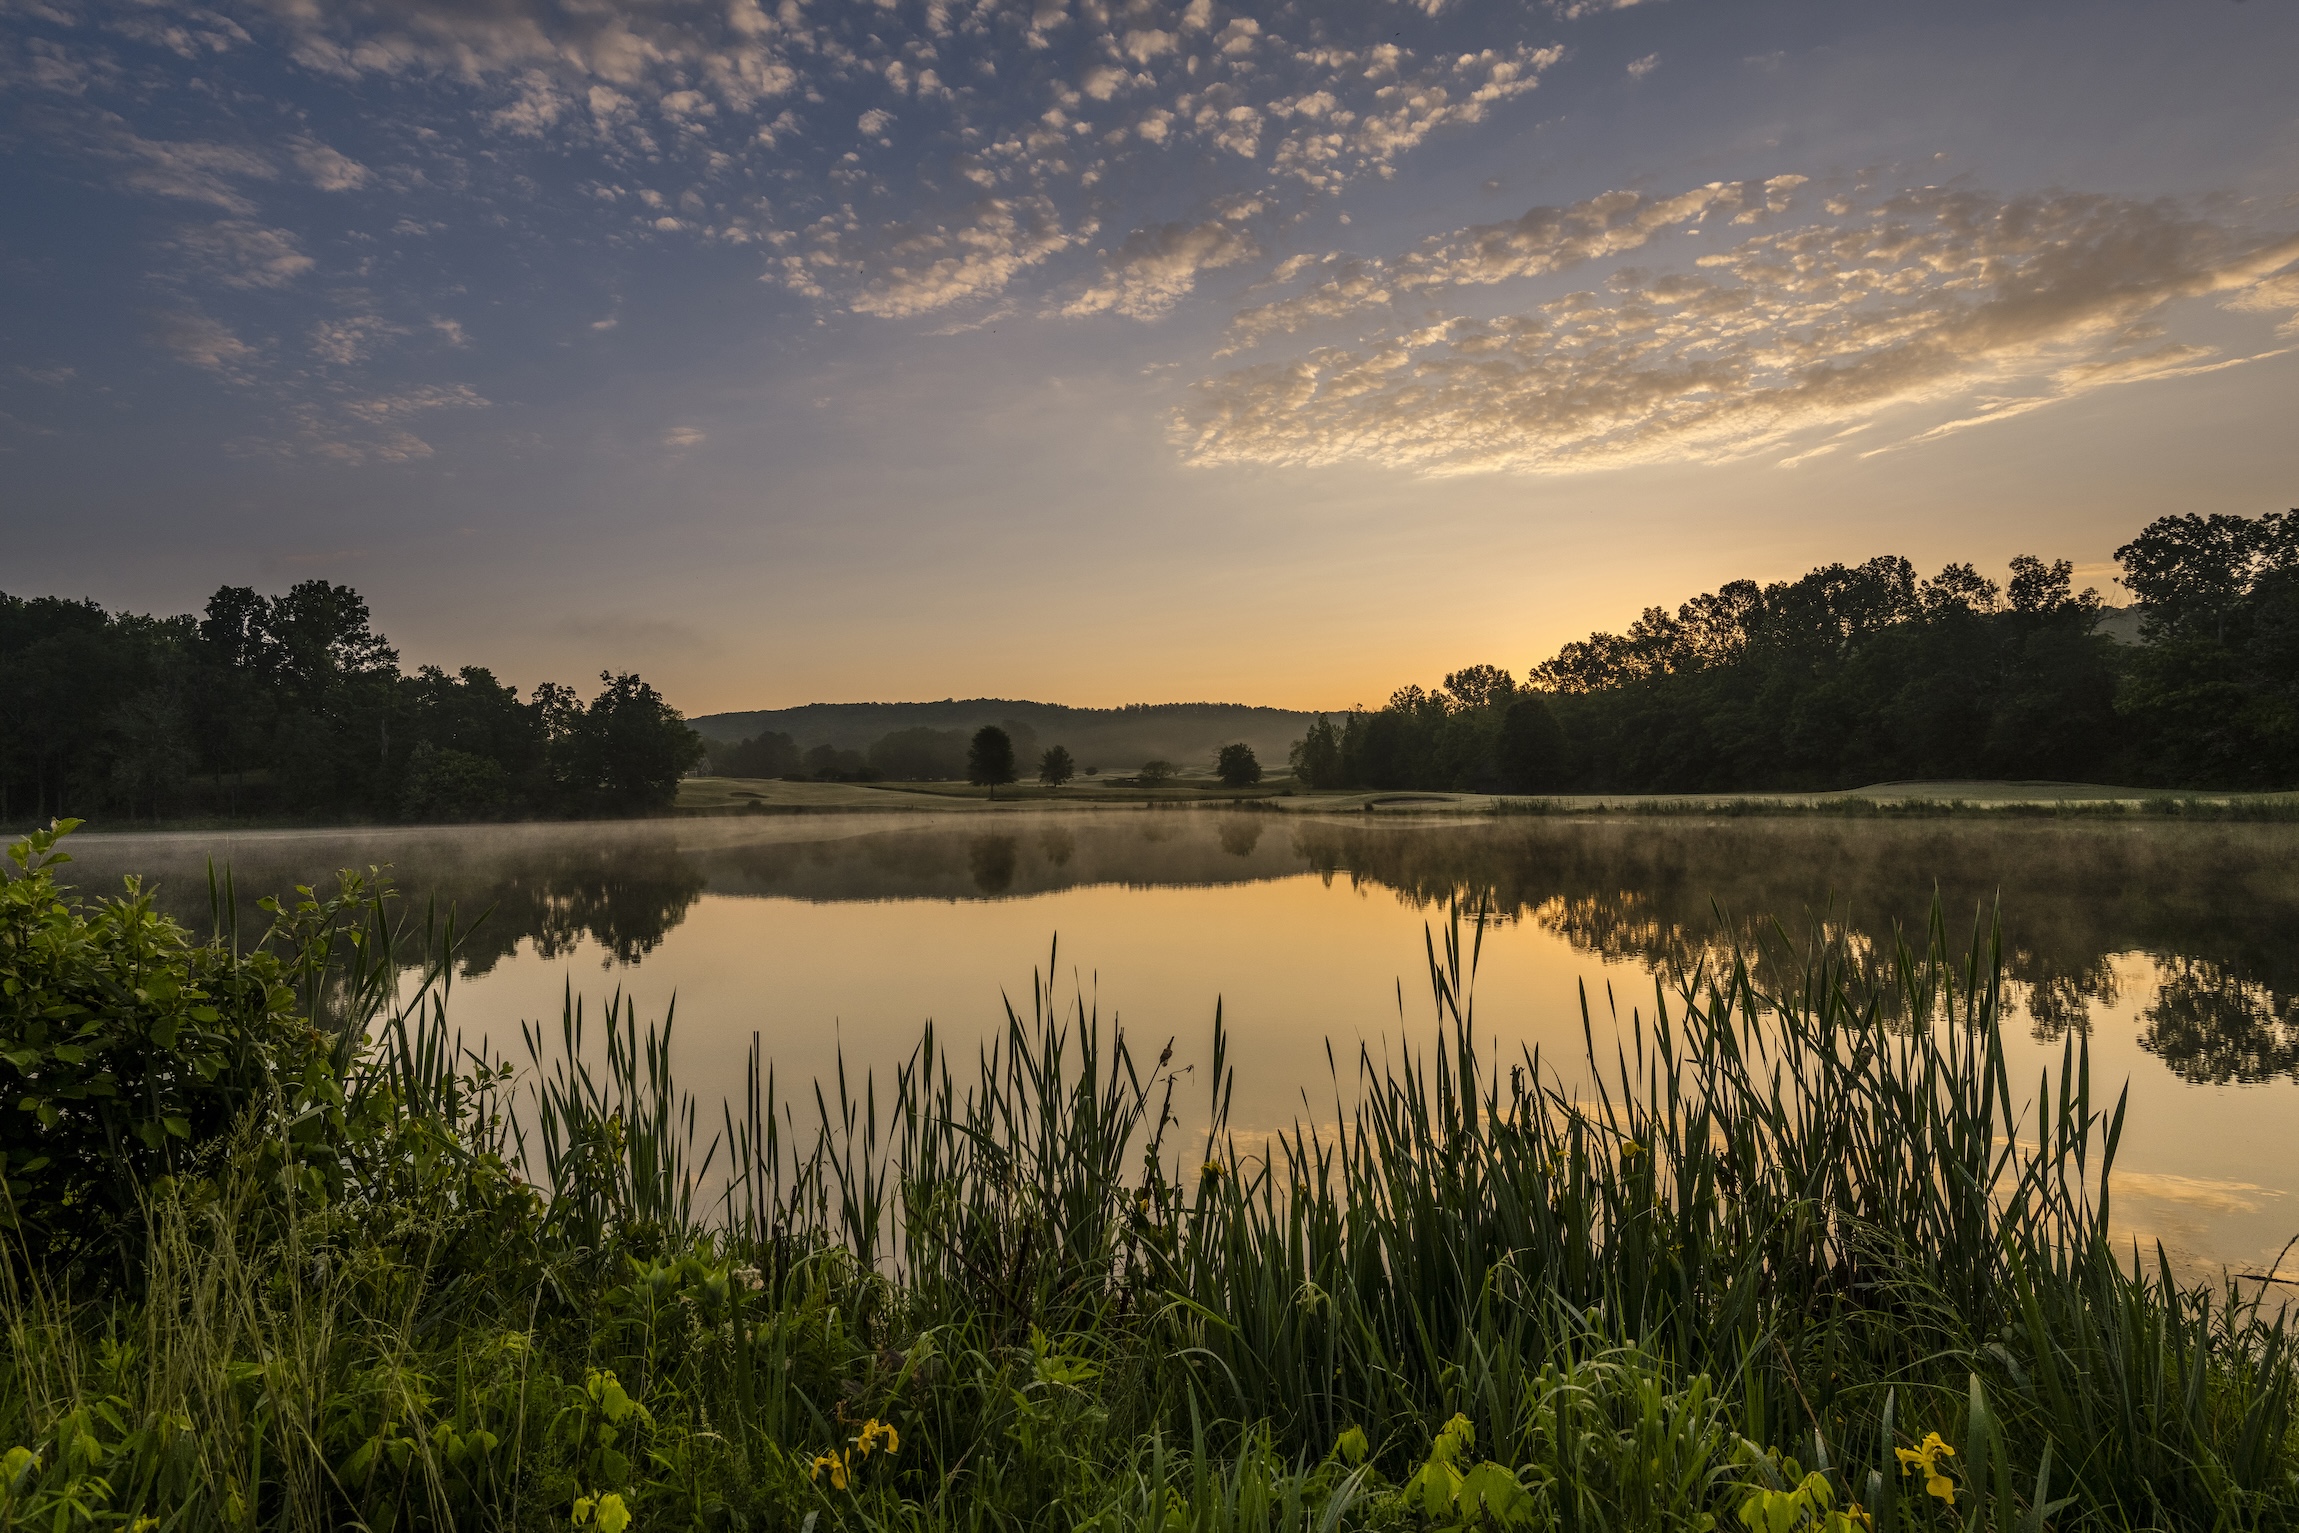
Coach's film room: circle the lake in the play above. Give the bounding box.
[57,808,2299,1280]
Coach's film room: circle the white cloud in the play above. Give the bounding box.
[1121,28,1177,64]
[289,135,368,190]
[1626,53,1659,79]
[64,0,1574,322]
[782,197,1081,319]
[151,309,258,374]
[1550,0,1666,17]
[308,313,406,365]
[339,382,490,423]
[171,220,314,288]
[2223,270,2299,335]
[1179,185,2299,474]
[104,125,274,212]
[662,425,706,447]
[1225,176,1803,347]
[1063,216,1261,320]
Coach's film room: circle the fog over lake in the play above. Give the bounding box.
[68,810,2299,1279]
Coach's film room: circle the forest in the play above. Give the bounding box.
[1291,510,2299,795]
[0,580,703,824]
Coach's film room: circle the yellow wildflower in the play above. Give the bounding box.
[571,1492,630,1533]
[852,1418,900,1458]
[810,1450,850,1490]
[1201,1160,1225,1179]
[1894,1432,1956,1504]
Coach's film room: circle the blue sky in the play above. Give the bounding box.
[3,0,2295,711]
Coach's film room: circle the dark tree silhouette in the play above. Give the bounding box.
[1215,742,1262,787]
[1038,744,1076,787]
[1498,696,1569,792]
[967,725,1017,787]
[1289,715,1343,788]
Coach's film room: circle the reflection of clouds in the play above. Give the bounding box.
[1183,184,2299,472]
[2111,1169,2283,1218]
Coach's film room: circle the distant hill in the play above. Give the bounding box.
[689,699,1320,774]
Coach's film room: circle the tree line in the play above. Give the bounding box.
[1289,510,2299,795]
[1,580,705,825]
[708,717,1269,791]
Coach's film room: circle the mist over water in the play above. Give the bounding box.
[65,809,2299,1277]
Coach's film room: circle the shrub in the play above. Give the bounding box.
[0,821,323,1273]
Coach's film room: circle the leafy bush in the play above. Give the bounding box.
[0,821,320,1271]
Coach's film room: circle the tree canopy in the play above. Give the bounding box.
[1284,510,2296,796]
[0,579,703,824]
[966,726,1017,787]
[1214,742,1262,787]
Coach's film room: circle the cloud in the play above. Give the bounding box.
[2223,270,2299,335]
[1264,44,1565,191]
[1549,0,1666,17]
[662,425,705,447]
[103,124,274,212]
[150,309,258,374]
[1224,176,1804,347]
[1626,53,1659,79]
[44,0,1572,322]
[308,313,406,365]
[1063,216,1261,320]
[1178,184,2299,474]
[1222,258,1393,351]
[782,197,1082,319]
[289,136,369,191]
[338,383,489,424]
[1398,175,1805,291]
[172,220,314,288]
[233,382,491,465]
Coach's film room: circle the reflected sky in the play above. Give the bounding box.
[64,809,2299,1274]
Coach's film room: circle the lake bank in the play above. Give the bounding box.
[674,773,2299,817]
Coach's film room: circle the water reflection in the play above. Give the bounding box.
[60,810,2299,1085]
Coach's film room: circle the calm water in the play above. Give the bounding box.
[61,810,2299,1278]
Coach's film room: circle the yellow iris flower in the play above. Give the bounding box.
[810,1450,850,1490]
[1894,1432,1956,1503]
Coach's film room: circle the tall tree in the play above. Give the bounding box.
[1215,742,1261,787]
[967,725,1017,788]
[571,672,708,812]
[1498,696,1569,792]
[1038,744,1076,788]
[1288,715,1343,788]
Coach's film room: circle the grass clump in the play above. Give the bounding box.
[3,821,2296,1530]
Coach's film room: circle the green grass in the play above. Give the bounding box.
[3,830,2296,1530]
[1492,793,2299,822]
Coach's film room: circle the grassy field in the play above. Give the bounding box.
[5,819,2296,1530]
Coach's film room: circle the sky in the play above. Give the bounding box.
[2,0,2296,715]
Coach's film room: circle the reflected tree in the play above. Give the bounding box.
[2140,956,2299,1084]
